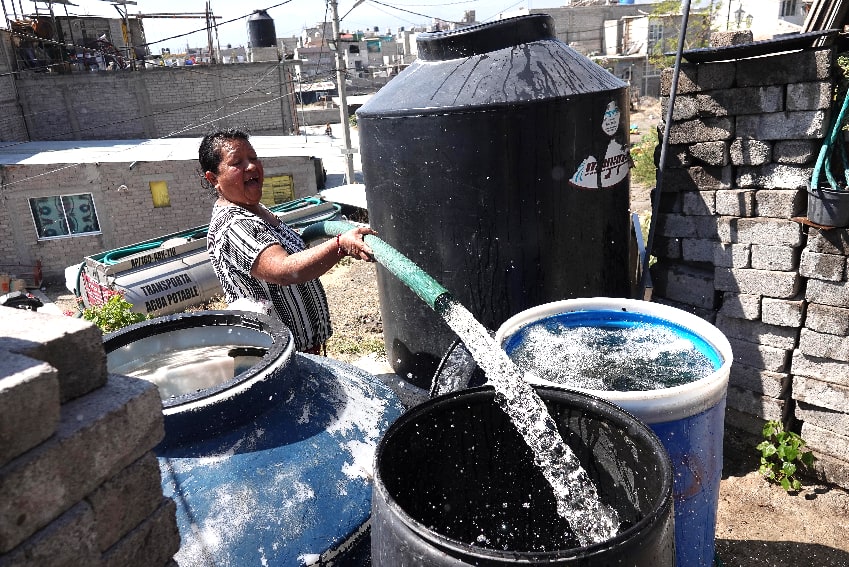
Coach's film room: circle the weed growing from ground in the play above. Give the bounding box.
[757,420,815,492]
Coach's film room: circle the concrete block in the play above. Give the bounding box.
[736,110,828,140]
[101,498,179,567]
[806,448,849,490]
[718,217,804,247]
[805,303,849,336]
[0,310,106,403]
[714,243,751,269]
[801,421,849,460]
[681,238,720,263]
[650,262,717,309]
[88,452,164,552]
[0,352,59,468]
[796,401,849,436]
[660,63,698,95]
[761,297,805,328]
[714,267,800,299]
[730,138,771,166]
[806,279,849,308]
[652,297,717,323]
[736,49,832,86]
[715,313,799,350]
[799,250,846,281]
[727,336,790,372]
[798,328,849,362]
[736,163,813,190]
[657,214,719,239]
[661,95,698,121]
[697,85,784,116]
[687,141,729,166]
[773,139,819,165]
[663,144,694,168]
[755,189,806,218]
[681,191,716,215]
[715,189,755,217]
[719,292,760,319]
[710,30,753,47]
[806,227,849,255]
[0,374,163,553]
[725,407,768,437]
[751,244,799,272]
[729,362,789,398]
[726,385,785,421]
[663,164,733,191]
[786,81,832,111]
[794,375,849,414]
[653,237,682,260]
[696,60,736,90]
[791,350,849,386]
[0,502,100,567]
[666,117,733,144]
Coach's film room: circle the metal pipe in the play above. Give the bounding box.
[639,0,693,300]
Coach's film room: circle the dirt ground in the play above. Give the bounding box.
[38,97,849,565]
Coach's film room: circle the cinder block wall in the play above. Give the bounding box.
[0,309,179,565]
[653,44,849,487]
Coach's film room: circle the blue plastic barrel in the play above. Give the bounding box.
[496,298,733,567]
[105,311,406,565]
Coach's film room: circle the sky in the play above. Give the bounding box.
[8,0,655,54]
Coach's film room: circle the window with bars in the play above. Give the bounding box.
[29,193,101,239]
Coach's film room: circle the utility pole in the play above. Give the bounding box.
[330,0,356,185]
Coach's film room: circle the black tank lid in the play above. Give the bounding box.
[416,14,555,61]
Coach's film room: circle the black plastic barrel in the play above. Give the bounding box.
[372,386,675,565]
[357,15,632,386]
[247,9,277,48]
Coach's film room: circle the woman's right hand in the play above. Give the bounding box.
[338,227,377,262]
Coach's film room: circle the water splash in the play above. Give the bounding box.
[438,296,619,547]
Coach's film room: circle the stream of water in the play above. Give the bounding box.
[439,297,620,547]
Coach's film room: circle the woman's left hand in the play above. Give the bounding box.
[339,227,377,261]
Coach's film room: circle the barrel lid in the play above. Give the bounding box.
[417,14,555,61]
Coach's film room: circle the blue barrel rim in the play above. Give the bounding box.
[104,310,291,411]
[495,298,733,424]
[373,384,674,562]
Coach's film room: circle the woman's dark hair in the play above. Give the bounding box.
[198,128,250,194]
[198,128,250,174]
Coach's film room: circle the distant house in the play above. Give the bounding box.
[724,0,811,40]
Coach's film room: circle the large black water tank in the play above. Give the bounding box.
[247,9,276,48]
[357,15,632,386]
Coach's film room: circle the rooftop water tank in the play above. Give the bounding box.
[247,9,276,48]
[357,14,632,386]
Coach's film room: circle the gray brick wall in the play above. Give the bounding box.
[653,44,849,487]
[0,309,178,564]
[5,60,299,141]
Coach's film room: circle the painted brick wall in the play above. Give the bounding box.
[654,44,849,487]
[1,154,319,280]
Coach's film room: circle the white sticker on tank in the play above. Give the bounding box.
[569,101,631,190]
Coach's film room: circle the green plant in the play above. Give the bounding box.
[756,420,815,492]
[630,128,659,188]
[82,294,148,333]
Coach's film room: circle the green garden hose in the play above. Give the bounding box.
[301,220,451,310]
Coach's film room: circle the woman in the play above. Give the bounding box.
[199,128,375,354]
